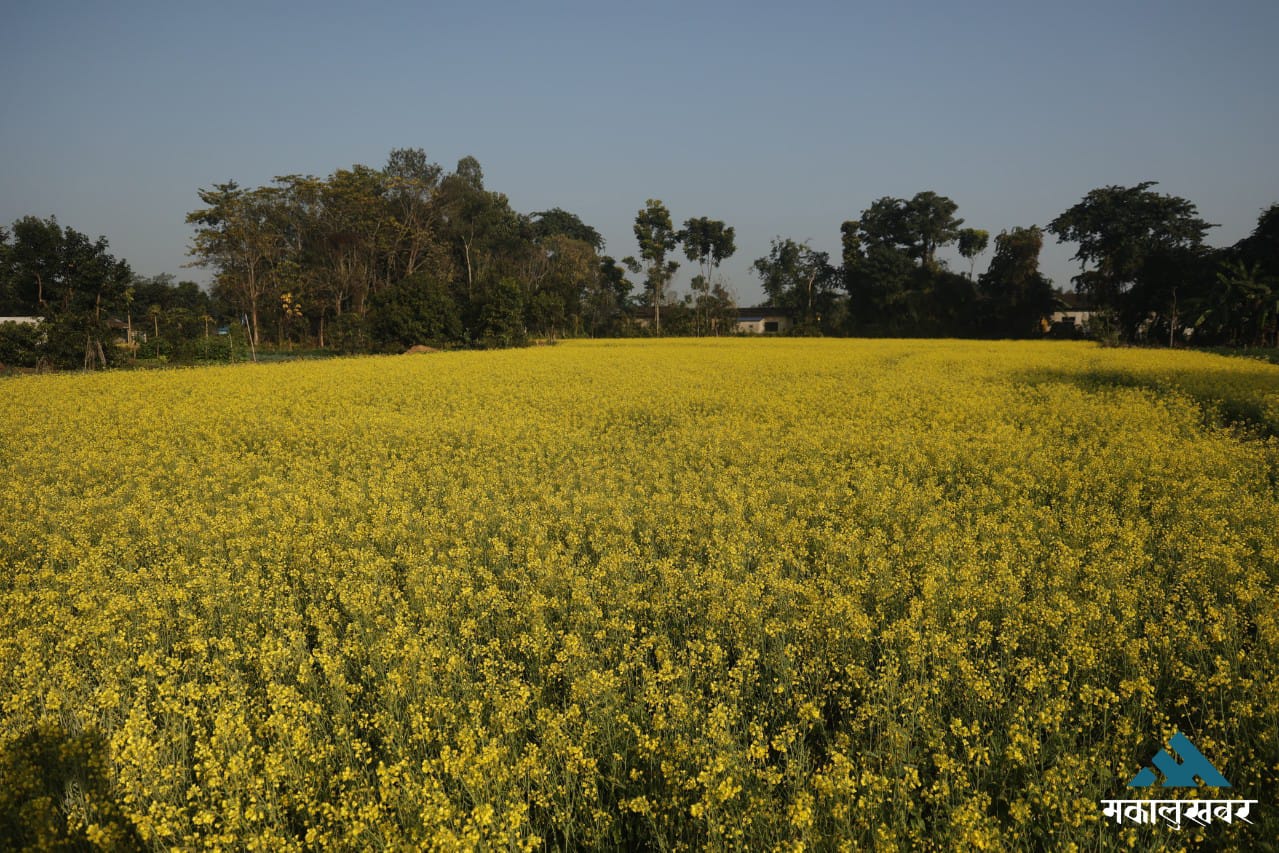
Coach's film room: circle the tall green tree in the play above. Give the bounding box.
[851,193,964,268]
[908,191,964,270]
[6,216,64,311]
[478,276,527,348]
[187,182,287,350]
[261,175,324,345]
[854,198,913,253]
[977,226,1056,337]
[680,217,736,286]
[1191,259,1277,347]
[753,238,835,326]
[525,233,597,339]
[384,147,445,282]
[842,217,917,333]
[531,208,604,252]
[842,193,965,334]
[1048,182,1213,314]
[1232,203,1279,284]
[0,226,11,314]
[957,228,989,279]
[582,256,633,336]
[1192,203,1279,347]
[680,217,736,335]
[366,270,463,349]
[5,216,131,367]
[316,165,391,318]
[630,200,680,334]
[438,156,528,322]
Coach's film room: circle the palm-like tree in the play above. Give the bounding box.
[1192,260,1274,346]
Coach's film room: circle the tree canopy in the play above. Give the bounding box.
[1047,182,1214,309]
[629,200,680,334]
[0,216,132,367]
[977,227,1056,338]
[753,238,835,327]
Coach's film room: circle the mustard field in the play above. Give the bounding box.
[1,339,1277,850]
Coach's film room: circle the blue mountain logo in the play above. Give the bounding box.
[1128,732,1231,788]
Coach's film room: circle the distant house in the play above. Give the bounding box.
[107,317,146,347]
[628,308,657,331]
[1049,310,1093,327]
[623,305,795,335]
[1045,309,1093,338]
[735,307,793,335]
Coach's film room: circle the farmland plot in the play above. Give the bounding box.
[1,339,1276,849]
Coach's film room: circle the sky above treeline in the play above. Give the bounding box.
[2,0,1276,306]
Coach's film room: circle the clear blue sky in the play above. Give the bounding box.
[2,0,1276,305]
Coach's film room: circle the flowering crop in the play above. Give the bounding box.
[1,339,1276,849]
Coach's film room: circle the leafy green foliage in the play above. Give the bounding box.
[680,217,736,336]
[957,228,990,279]
[1048,182,1213,312]
[753,237,836,327]
[9,156,1277,359]
[850,192,963,269]
[842,192,971,336]
[1236,203,1279,274]
[186,182,284,350]
[181,151,611,354]
[632,201,680,334]
[1190,259,1279,348]
[0,321,42,368]
[0,216,132,368]
[908,191,964,269]
[367,271,463,349]
[680,217,736,273]
[580,256,633,337]
[479,277,528,348]
[977,227,1056,338]
[531,208,604,252]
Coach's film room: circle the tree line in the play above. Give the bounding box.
[0,212,224,369]
[2,148,1277,369]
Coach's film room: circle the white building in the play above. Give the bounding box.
[735,308,793,334]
